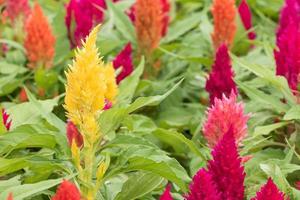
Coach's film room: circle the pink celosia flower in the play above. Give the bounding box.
[5,0,30,24]
[159,184,173,200]
[103,99,113,110]
[127,0,170,37]
[186,169,221,200]
[66,120,83,147]
[65,0,106,48]
[251,178,286,200]
[208,127,246,200]
[52,180,81,200]
[2,109,11,131]
[238,0,256,40]
[202,92,250,147]
[205,44,238,104]
[275,0,300,91]
[295,181,300,190]
[113,43,134,84]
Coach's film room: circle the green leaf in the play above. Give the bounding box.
[0,176,73,200]
[127,79,184,113]
[117,58,144,105]
[0,176,21,192]
[254,122,290,137]
[114,172,164,200]
[283,105,300,120]
[162,13,202,43]
[106,0,136,44]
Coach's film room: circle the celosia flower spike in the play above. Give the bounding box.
[211,0,237,50]
[66,120,83,147]
[186,169,221,200]
[2,109,12,131]
[24,3,56,69]
[113,43,134,84]
[135,0,162,55]
[238,0,256,40]
[205,44,237,104]
[5,0,30,24]
[6,193,13,200]
[202,92,250,147]
[52,180,81,200]
[159,184,173,200]
[251,178,286,200]
[208,127,246,200]
[65,0,106,48]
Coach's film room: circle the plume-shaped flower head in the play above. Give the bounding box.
[52,180,81,200]
[2,109,11,131]
[159,184,173,200]
[6,193,13,200]
[113,43,134,84]
[65,0,106,48]
[238,0,256,40]
[186,169,221,200]
[211,0,237,50]
[5,0,30,24]
[66,120,83,147]
[135,0,162,55]
[24,3,56,69]
[205,44,237,104]
[64,25,117,130]
[208,127,246,200]
[202,92,250,147]
[251,178,287,200]
[275,0,300,91]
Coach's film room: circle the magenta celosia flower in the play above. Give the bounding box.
[208,127,246,200]
[251,178,287,200]
[277,0,300,39]
[103,99,113,110]
[66,120,83,147]
[295,181,300,190]
[127,0,170,36]
[112,43,134,84]
[238,0,256,40]
[159,184,173,200]
[202,92,250,147]
[274,20,300,91]
[65,0,106,48]
[6,0,31,24]
[205,44,238,104]
[186,169,221,200]
[2,109,12,131]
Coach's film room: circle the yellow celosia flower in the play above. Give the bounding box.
[64,25,117,127]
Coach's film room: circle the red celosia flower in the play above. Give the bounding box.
[5,0,30,24]
[208,127,246,200]
[19,87,28,102]
[205,44,237,104]
[251,178,286,200]
[211,0,237,50]
[66,121,83,147]
[113,43,134,84]
[275,0,300,91]
[52,180,81,200]
[238,0,256,40]
[186,169,221,200]
[135,0,163,55]
[2,109,12,131]
[202,92,250,148]
[159,184,173,200]
[24,3,56,69]
[65,0,106,48]
[295,181,300,190]
[103,99,113,110]
[6,193,13,200]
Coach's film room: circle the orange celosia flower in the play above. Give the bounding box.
[6,193,13,200]
[211,0,237,50]
[135,0,162,56]
[24,3,56,69]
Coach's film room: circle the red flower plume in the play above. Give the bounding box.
[205,44,237,104]
[52,180,81,200]
[207,127,246,200]
[159,184,173,200]
[238,0,256,40]
[2,109,12,131]
[251,178,286,200]
[6,193,13,200]
[66,121,83,148]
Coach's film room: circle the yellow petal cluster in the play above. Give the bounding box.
[64,25,118,129]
